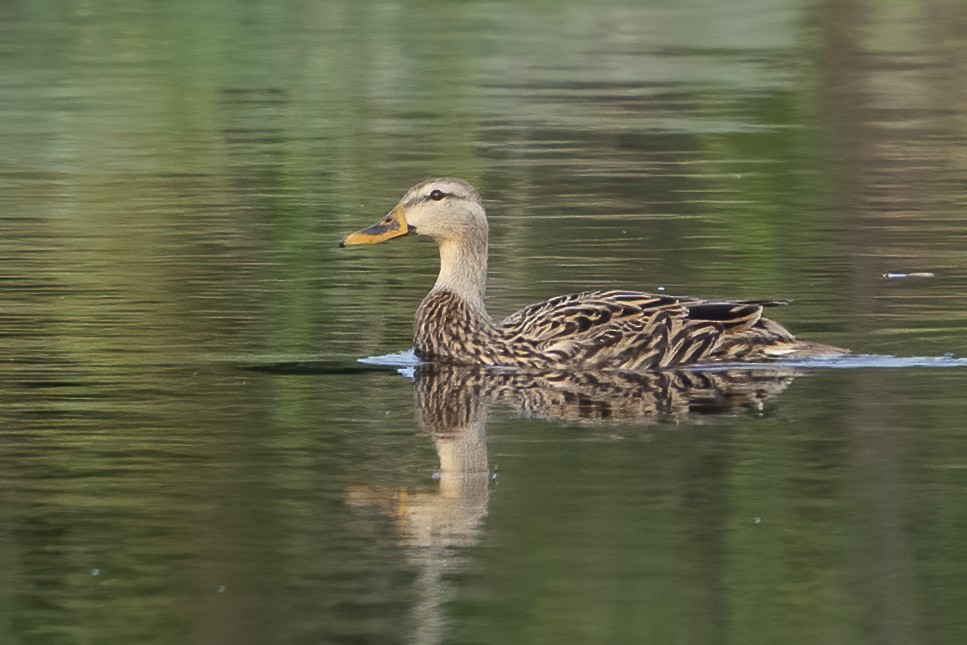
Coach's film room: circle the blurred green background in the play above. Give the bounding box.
[1,1,966,643]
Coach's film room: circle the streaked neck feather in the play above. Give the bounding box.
[432,236,488,310]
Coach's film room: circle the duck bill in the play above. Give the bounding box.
[340,205,412,246]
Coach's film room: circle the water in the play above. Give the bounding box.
[2,1,966,643]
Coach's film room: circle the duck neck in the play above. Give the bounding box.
[432,236,488,311]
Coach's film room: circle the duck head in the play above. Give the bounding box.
[340,178,487,247]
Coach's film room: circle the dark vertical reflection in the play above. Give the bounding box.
[679,440,730,644]
[821,1,916,640]
[819,1,967,643]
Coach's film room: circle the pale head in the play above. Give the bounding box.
[340,178,491,305]
[396,177,486,243]
[340,177,486,247]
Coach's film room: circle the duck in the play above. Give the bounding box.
[340,178,847,370]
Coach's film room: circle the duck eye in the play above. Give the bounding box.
[429,189,446,201]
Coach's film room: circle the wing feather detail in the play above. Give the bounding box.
[414,289,843,370]
[497,290,785,369]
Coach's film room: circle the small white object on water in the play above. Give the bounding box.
[91,568,100,577]
[883,272,935,280]
[216,585,226,594]
[754,516,762,525]
[657,286,666,292]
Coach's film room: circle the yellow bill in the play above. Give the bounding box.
[340,205,412,247]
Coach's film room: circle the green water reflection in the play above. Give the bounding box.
[2,0,966,643]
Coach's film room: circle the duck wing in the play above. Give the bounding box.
[498,290,785,369]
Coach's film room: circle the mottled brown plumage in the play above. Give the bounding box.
[342,178,847,369]
[414,362,801,426]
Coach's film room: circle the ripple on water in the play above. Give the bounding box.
[358,351,967,372]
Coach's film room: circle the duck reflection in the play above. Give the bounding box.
[421,363,801,425]
[348,362,800,643]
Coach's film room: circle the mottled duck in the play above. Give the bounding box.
[340,178,847,369]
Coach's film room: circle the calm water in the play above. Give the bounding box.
[2,1,967,643]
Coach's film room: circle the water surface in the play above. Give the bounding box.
[2,1,966,643]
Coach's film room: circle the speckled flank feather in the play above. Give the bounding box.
[414,288,843,369]
[345,178,848,370]
[414,291,501,365]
